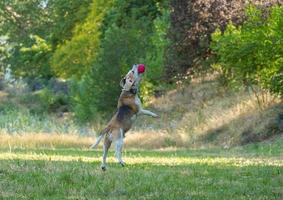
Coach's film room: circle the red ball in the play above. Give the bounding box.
[138,64,145,74]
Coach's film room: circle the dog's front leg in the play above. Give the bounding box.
[135,96,159,118]
[139,109,159,118]
[115,128,125,167]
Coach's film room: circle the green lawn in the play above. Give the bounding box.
[0,139,282,200]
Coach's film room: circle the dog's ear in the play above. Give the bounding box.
[120,77,126,88]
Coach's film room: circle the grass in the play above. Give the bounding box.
[0,133,93,149]
[0,137,282,200]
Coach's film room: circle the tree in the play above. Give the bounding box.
[0,0,92,78]
[165,0,280,81]
[51,0,112,79]
[71,0,169,122]
[211,5,283,97]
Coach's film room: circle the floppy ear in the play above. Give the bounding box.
[120,77,126,88]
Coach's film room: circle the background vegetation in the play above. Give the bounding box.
[0,1,282,199]
[0,0,282,144]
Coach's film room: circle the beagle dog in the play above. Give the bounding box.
[91,64,158,171]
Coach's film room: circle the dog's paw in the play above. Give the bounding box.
[101,165,107,171]
[152,114,160,118]
[119,161,126,167]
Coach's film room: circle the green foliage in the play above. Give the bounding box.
[69,76,98,123]
[0,36,9,69]
[0,0,52,77]
[51,0,112,78]
[0,0,92,78]
[143,6,170,83]
[71,0,169,122]
[139,78,154,106]
[47,0,92,46]
[165,0,279,81]
[69,20,140,121]
[36,88,69,113]
[0,0,170,123]
[211,5,283,97]
[140,7,170,102]
[16,35,52,78]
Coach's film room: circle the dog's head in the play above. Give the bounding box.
[120,64,143,92]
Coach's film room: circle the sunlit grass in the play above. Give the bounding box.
[0,151,282,167]
[0,147,282,199]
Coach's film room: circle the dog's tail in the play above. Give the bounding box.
[90,127,110,149]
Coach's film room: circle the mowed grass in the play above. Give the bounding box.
[0,138,282,200]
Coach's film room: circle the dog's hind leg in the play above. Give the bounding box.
[101,136,112,171]
[115,128,125,167]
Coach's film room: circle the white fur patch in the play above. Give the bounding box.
[108,133,113,141]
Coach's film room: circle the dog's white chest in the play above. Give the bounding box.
[134,95,141,108]
[131,114,137,122]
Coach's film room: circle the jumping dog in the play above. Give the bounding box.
[90,64,158,171]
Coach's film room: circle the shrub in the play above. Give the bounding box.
[211,5,283,97]
[143,4,170,83]
[165,0,280,81]
[33,88,69,114]
[70,0,169,122]
[69,76,99,123]
[51,0,112,79]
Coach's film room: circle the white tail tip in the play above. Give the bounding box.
[90,135,103,149]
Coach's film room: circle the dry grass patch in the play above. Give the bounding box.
[0,74,281,150]
[135,74,282,148]
[0,133,93,149]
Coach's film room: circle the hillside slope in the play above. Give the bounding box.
[0,75,282,150]
[127,75,283,149]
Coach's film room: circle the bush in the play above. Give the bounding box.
[51,0,112,79]
[165,0,280,81]
[211,5,283,97]
[143,4,169,83]
[36,88,69,113]
[69,76,98,123]
[70,0,169,122]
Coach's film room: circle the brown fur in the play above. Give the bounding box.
[102,90,138,139]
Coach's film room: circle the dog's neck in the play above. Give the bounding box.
[118,89,139,113]
[129,88,137,95]
[121,88,138,95]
